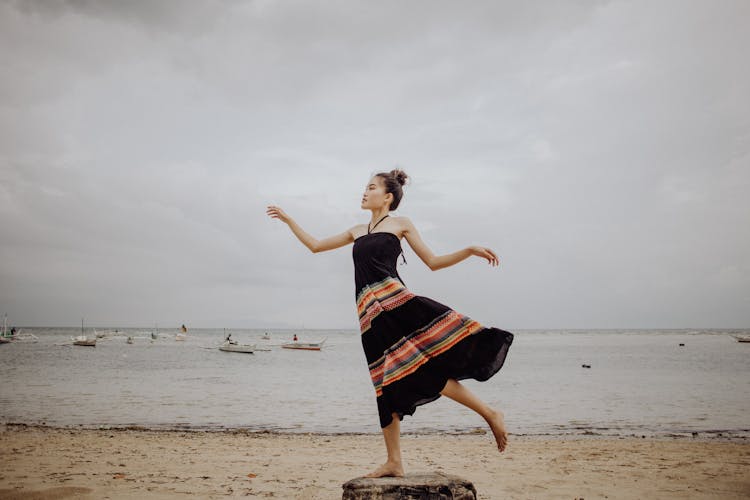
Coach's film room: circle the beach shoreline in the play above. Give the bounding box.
[1,425,748,499]
[1,421,749,443]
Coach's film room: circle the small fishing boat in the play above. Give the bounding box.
[72,318,96,346]
[14,331,38,343]
[0,324,37,343]
[72,335,96,347]
[218,335,255,353]
[281,337,327,351]
[1,314,14,343]
[732,334,750,343]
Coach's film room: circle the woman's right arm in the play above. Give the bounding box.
[266,205,354,253]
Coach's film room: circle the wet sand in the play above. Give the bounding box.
[1,425,748,499]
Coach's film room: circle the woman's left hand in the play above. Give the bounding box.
[469,246,500,267]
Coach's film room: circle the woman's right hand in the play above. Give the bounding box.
[266,205,291,224]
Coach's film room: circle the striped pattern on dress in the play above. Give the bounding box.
[367,309,484,396]
[357,276,415,333]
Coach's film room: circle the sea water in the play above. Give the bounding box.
[0,328,748,439]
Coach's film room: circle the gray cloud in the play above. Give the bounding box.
[1,0,748,328]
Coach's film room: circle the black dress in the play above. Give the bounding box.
[353,230,514,428]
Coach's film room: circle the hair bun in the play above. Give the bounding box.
[390,169,409,186]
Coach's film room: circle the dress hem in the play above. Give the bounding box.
[378,326,513,428]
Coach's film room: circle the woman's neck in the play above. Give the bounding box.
[369,208,390,226]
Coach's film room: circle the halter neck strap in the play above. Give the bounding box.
[368,214,389,234]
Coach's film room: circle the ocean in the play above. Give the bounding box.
[1,328,748,439]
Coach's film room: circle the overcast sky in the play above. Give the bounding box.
[1,0,748,329]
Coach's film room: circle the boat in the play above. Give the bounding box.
[219,340,256,353]
[732,334,750,343]
[281,337,327,351]
[1,314,14,343]
[176,323,187,341]
[0,319,37,343]
[72,335,96,347]
[10,331,38,343]
[217,331,255,353]
[72,318,96,346]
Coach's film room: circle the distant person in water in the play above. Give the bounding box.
[267,169,513,478]
[293,334,298,342]
[181,324,187,333]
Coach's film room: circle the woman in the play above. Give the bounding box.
[266,169,513,478]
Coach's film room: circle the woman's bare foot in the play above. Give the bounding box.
[364,460,405,478]
[487,409,508,452]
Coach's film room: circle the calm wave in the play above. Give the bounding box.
[1,328,748,439]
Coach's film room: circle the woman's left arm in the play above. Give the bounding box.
[401,217,499,271]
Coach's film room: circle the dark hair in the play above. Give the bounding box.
[375,169,409,210]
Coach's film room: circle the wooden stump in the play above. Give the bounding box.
[342,472,477,499]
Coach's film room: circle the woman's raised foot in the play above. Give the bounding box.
[487,409,508,452]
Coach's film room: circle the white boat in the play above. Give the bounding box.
[10,331,38,343]
[176,323,188,341]
[219,340,256,353]
[732,334,750,343]
[72,335,96,347]
[73,318,96,346]
[1,314,14,343]
[281,337,327,351]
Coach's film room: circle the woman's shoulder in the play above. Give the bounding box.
[389,215,411,223]
[348,223,369,239]
[390,215,414,228]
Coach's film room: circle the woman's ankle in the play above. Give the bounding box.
[483,407,501,422]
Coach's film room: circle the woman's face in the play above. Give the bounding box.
[361,176,392,210]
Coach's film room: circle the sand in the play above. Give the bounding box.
[1,425,748,499]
